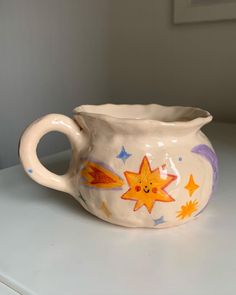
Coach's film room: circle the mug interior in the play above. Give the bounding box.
[74,104,211,123]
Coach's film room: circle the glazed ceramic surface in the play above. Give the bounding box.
[19,104,218,228]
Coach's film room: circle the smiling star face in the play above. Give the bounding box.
[121,156,177,213]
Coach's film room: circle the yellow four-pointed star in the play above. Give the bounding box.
[185,174,199,197]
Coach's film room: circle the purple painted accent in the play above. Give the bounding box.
[117,146,132,163]
[81,182,123,191]
[153,216,165,226]
[191,144,219,195]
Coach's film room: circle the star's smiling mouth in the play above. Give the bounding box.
[143,188,150,193]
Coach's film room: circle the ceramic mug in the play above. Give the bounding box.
[19,104,218,228]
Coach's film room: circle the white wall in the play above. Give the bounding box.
[110,0,236,122]
[1,0,236,169]
[0,0,110,168]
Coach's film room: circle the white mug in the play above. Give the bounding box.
[19,104,218,228]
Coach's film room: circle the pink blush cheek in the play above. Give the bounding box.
[135,185,141,192]
[152,187,157,193]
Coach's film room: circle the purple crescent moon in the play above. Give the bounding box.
[191,144,218,195]
[191,144,219,216]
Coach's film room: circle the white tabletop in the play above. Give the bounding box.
[0,122,235,295]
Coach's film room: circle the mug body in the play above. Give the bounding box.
[19,104,218,228]
[73,105,218,228]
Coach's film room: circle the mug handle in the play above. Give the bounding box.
[19,114,88,196]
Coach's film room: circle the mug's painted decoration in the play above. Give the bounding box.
[177,199,199,219]
[153,216,165,226]
[116,146,132,163]
[185,174,199,197]
[121,156,177,213]
[19,104,217,228]
[191,144,218,194]
[81,161,124,189]
[100,201,112,218]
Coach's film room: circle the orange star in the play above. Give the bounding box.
[185,174,199,197]
[177,200,198,219]
[121,156,177,213]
